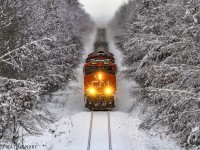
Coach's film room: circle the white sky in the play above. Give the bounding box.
[79,0,128,24]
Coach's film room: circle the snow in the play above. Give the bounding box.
[128,109,181,150]
[110,112,133,150]
[90,112,109,150]
[24,30,182,150]
[25,113,73,150]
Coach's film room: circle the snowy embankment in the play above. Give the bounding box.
[25,29,181,150]
[110,0,200,149]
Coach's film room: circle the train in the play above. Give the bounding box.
[83,28,117,110]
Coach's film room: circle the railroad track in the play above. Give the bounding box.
[87,111,112,150]
[87,111,94,150]
[107,111,112,150]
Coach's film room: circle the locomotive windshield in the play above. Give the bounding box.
[101,66,115,75]
[85,66,115,75]
[85,66,99,75]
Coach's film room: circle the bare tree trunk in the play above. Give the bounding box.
[12,116,18,150]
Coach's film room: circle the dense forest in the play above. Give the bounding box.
[110,0,200,149]
[0,0,94,145]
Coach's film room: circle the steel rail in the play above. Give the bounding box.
[87,111,94,150]
[87,111,112,150]
[108,111,112,150]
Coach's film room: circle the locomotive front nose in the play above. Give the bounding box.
[87,84,114,97]
[98,73,103,80]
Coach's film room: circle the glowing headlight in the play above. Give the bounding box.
[98,73,102,80]
[88,88,96,95]
[105,87,112,95]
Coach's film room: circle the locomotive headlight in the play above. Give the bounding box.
[98,73,103,80]
[105,87,112,95]
[88,87,96,95]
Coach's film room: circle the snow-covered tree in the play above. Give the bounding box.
[111,0,200,148]
[0,0,94,145]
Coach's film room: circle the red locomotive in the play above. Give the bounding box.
[83,28,117,110]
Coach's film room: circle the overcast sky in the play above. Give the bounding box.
[79,0,128,24]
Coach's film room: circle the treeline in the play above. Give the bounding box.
[110,0,200,149]
[0,0,94,145]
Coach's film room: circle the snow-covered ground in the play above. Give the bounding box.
[25,30,182,150]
